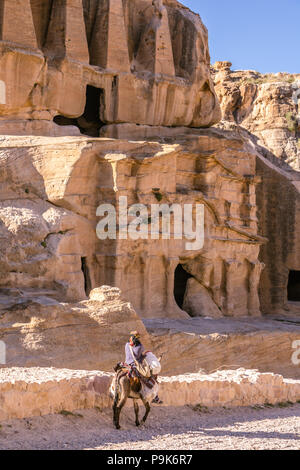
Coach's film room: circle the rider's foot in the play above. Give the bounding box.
[152,395,163,404]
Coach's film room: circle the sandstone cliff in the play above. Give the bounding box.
[0,130,265,320]
[212,62,300,170]
[0,2,299,379]
[0,0,221,135]
[212,63,300,315]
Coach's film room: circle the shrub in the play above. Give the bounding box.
[285,112,297,132]
[152,188,163,201]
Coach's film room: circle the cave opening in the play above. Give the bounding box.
[81,257,92,297]
[173,264,193,310]
[54,85,105,137]
[287,270,300,301]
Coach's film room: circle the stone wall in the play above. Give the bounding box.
[0,367,299,421]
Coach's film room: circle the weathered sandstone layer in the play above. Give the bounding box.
[0,286,151,370]
[145,316,300,379]
[0,0,221,135]
[0,1,299,404]
[256,152,300,314]
[212,63,300,314]
[212,62,300,170]
[0,130,265,319]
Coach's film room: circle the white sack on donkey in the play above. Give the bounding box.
[144,351,161,375]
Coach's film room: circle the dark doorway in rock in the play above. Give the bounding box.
[174,264,193,309]
[78,85,105,136]
[53,115,78,128]
[288,270,300,301]
[53,86,105,137]
[81,257,92,297]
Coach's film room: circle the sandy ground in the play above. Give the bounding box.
[0,403,299,450]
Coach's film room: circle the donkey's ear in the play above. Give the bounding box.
[114,362,121,372]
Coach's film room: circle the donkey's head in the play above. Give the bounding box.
[113,362,123,372]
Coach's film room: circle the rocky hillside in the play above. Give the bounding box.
[212,62,300,315]
[212,61,300,171]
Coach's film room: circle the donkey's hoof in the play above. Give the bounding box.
[115,425,121,430]
[135,421,140,427]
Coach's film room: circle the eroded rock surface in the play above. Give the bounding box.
[212,62,300,170]
[212,63,300,314]
[0,2,299,399]
[0,286,150,369]
[0,0,220,134]
[145,315,300,379]
[0,130,265,319]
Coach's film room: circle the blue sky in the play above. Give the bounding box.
[182,0,300,74]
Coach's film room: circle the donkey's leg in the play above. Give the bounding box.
[112,372,122,429]
[115,394,128,430]
[140,396,150,424]
[133,399,140,426]
[113,396,119,429]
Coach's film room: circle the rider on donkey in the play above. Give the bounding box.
[125,331,162,404]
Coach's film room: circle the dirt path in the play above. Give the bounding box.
[0,403,299,450]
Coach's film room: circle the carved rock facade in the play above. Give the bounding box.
[0,3,298,339]
[0,0,221,135]
[0,129,264,319]
[212,62,300,314]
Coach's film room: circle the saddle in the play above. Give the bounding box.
[115,362,156,391]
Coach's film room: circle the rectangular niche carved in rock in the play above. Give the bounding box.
[288,270,300,301]
[54,85,105,137]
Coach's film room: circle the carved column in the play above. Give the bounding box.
[140,253,152,314]
[0,0,37,49]
[247,260,264,316]
[107,0,130,72]
[153,0,175,76]
[211,258,223,310]
[164,256,179,312]
[135,0,175,76]
[45,0,89,62]
[114,255,127,292]
[89,0,129,72]
[224,259,241,316]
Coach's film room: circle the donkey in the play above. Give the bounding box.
[110,363,157,429]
